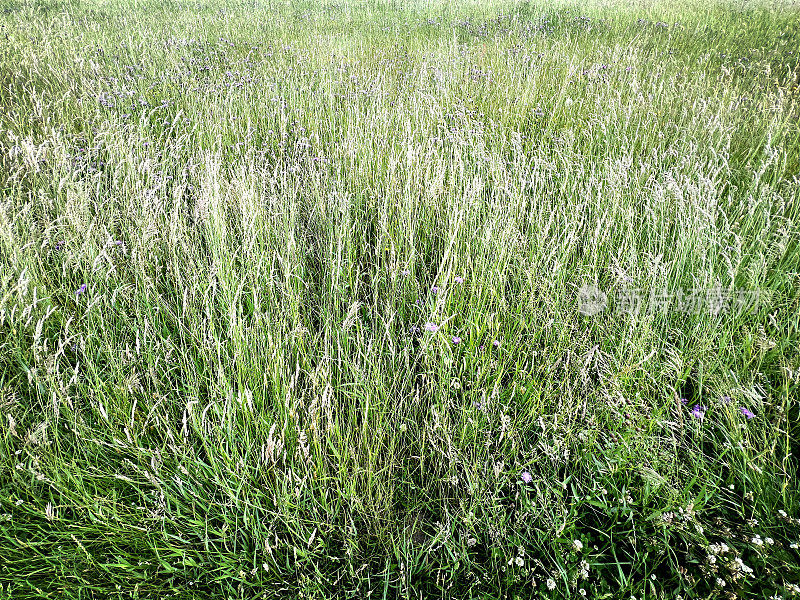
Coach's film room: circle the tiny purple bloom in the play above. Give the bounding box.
[454,276,464,284]
[492,339,501,348]
[451,336,461,344]
[691,405,706,420]
[679,398,688,405]
[721,395,732,405]
[431,286,440,294]
[424,322,439,333]
[76,284,87,297]
[479,344,485,350]
[740,407,755,420]
[521,471,533,484]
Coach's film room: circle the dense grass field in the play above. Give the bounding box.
[1,0,800,597]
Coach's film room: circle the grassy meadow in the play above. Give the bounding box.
[1,0,800,597]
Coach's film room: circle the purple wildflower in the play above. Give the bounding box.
[521,471,533,484]
[679,398,688,405]
[454,276,464,284]
[721,395,732,405]
[424,322,439,333]
[492,339,501,348]
[451,336,461,344]
[740,407,755,420]
[76,284,87,298]
[691,405,706,420]
[431,286,440,294]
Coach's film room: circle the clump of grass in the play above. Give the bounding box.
[1,0,799,597]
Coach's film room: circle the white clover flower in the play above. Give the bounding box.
[579,560,590,579]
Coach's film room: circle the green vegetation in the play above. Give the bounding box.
[1,0,799,597]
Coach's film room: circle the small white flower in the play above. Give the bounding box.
[515,556,524,567]
[573,539,583,552]
[716,577,726,587]
[734,557,753,575]
[546,578,556,590]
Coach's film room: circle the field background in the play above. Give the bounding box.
[1,0,800,597]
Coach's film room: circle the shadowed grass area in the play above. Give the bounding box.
[1,0,799,597]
